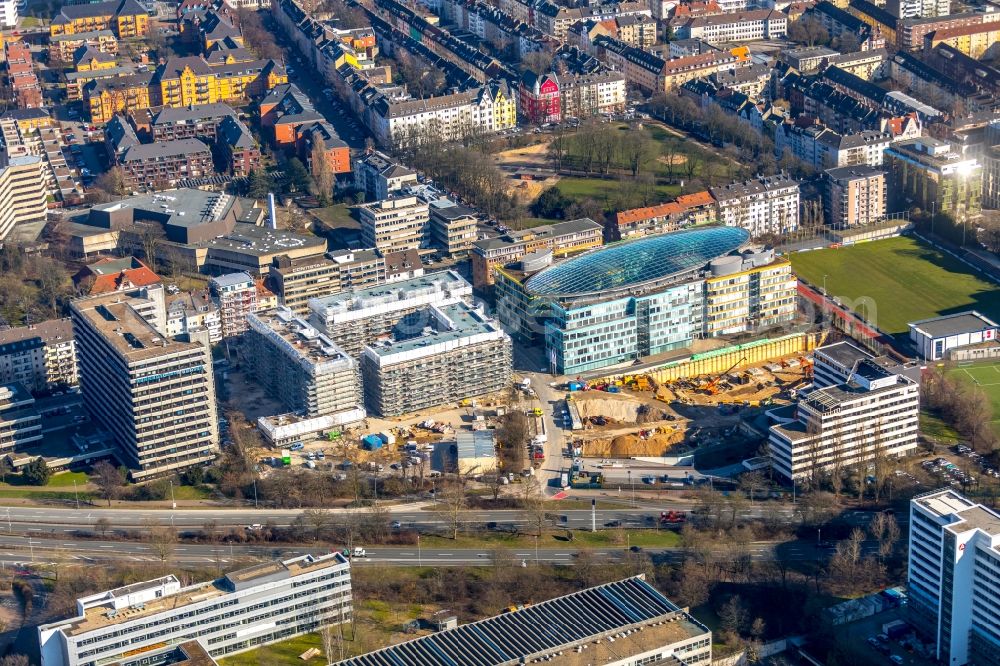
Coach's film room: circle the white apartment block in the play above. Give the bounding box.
[0,319,78,393]
[165,290,222,344]
[775,124,891,171]
[0,155,48,242]
[38,553,352,666]
[209,272,259,339]
[679,10,787,43]
[71,292,219,480]
[0,0,18,28]
[0,383,42,452]
[888,0,949,18]
[710,175,800,237]
[358,195,430,254]
[353,151,418,202]
[908,490,1000,666]
[768,358,919,480]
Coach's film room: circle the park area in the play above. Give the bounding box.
[788,236,1000,337]
[947,361,1000,436]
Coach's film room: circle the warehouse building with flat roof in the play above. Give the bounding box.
[335,576,711,666]
[909,311,999,361]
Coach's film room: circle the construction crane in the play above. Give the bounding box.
[701,356,749,395]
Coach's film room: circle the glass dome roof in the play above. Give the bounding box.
[524,226,750,297]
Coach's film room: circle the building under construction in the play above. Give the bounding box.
[360,302,512,416]
[245,307,365,425]
[309,271,473,356]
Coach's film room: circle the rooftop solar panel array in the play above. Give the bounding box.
[335,577,682,666]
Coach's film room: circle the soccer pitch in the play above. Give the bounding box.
[948,361,1000,436]
[788,236,1000,337]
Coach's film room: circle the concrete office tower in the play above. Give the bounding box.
[908,489,1000,666]
[38,552,352,666]
[309,271,473,356]
[244,307,364,422]
[768,359,919,480]
[70,292,219,480]
[357,195,430,253]
[360,302,512,417]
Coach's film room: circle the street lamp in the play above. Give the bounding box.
[417,534,421,567]
[534,535,539,566]
[73,480,79,510]
[822,274,828,296]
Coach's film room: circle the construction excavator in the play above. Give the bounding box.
[699,356,749,395]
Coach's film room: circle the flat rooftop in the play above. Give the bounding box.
[364,302,502,359]
[473,218,601,253]
[89,189,240,230]
[72,292,201,363]
[311,270,470,314]
[916,489,1000,536]
[336,577,706,666]
[49,553,347,637]
[249,308,354,369]
[197,224,326,257]
[814,340,874,370]
[910,311,998,339]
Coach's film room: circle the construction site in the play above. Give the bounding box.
[561,350,816,485]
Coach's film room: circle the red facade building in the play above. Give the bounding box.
[519,71,561,124]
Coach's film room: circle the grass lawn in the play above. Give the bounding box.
[218,632,324,666]
[171,484,212,500]
[920,411,962,443]
[556,177,681,202]
[788,236,1000,336]
[44,471,90,487]
[311,204,358,230]
[947,360,1000,436]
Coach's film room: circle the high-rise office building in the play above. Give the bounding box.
[70,292,219,480]
[908,489,1000,666]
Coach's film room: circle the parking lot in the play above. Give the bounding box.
[919,443,999,489]
[837,608,937,666]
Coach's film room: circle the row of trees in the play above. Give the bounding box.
[0,246,74,327]
[546,123,657,178]
[923,367,998,451]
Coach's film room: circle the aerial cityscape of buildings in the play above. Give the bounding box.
[0,0,999,662]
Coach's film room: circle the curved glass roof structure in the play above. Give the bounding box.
[524,226,750,297]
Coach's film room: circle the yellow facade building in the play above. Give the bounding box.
[154,57,287,109]
[85,72,154,124]
[50,0,150,39]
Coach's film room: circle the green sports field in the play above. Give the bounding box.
[789,236,1000,337]
[947,361,1000,436]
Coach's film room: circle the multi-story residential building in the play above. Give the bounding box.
[518,71,561,124]
[165,289,223,343]
[823,165,887,228]
[309,271,474,356]
[0,383,41,452]
[897,9,1000,51]
[610,191,716,240]
[38,552,352,666]
[209,272,258,338]
[49,0,150,38]
[887,0,949,20]
[774,124,892,170]
[495,227,797,374]
[337,576,711,666]
[709,175,800,237]
[360,302,512,417]
[297,121,351,176]
[809,2,884,51]
[0,154,48,242]
[534,0,651,40]
[73,256,162,296]
[428,198,478,256]
[5,42,42,109]
[358,196,430,254]
[258,83,326,146]
[217,114,259,177]
[471,218,604,288]
[116,138,215,190]
[768,358,919,480]
[676,9,787,43]
[907,490,1000,666]
[267,250,394,316]
[70,291,219,480]
[0,0,17,28]
[981,119,1000,209]
[353,151,418,201]
[885,137,982,223]
[244,307,365,431]
[559,70,627,119]
[924,21,1000,57]
[49,30,119,63]
[154,56,288,109]
[597,36,752,92]
[84,71,155,123]
[780,46,840,73]
[146,102,237,141]
[0,319,78,393]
